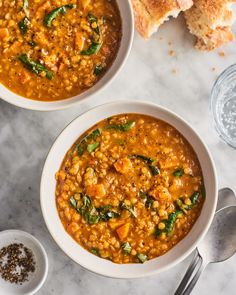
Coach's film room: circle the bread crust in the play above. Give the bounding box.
[132,0,193,39]
[184,0,236,50]
[132,0,154,39]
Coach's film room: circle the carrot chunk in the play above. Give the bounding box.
[86,184,106,198]
[36,1,50,18]
[0,28,9,39]
[109,219,125,230]
[114,157,132,174]
[116,223,130,240]
[34,32,48,46]
[9,41,22,54]
[75,32,85,51]
[81,0,91,8]
[149,185,171,202]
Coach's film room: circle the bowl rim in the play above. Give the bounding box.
[40,100,218,278]
[0,0,134,111]
[0,229,48,294]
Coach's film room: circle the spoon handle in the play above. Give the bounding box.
[174,251,202,295]
[181,257,208,295]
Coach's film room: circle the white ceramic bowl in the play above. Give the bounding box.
[0,230,48,295]
[40,101,218,278]
[0,1,134,111]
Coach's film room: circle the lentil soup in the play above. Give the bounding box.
[0,0,122,101]
[55,114,205,264]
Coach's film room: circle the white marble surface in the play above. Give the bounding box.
[0,15,236,295]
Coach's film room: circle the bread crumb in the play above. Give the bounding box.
[159,36,163,40]
[211,67,216,71]
[218,51,225,57]
[168,50,176,56]
[172,69,177,74]
[168,41,172,46]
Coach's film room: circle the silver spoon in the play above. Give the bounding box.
[174,205,236,295]
[174,187,236,294]
[216,187,236,211]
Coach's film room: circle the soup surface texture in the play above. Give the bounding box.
[0,0,121,101]
[55,114,205,263]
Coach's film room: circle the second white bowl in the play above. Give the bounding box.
[0,1,134,111]
[40,101,218,278]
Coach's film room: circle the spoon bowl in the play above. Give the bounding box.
[198,206,236,263]
[216,188,236,211]
[175,205,236,295]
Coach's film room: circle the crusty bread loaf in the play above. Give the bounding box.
[132,0,193,39]
[184,0,236,50]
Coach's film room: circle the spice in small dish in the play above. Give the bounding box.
[0,243,36,284]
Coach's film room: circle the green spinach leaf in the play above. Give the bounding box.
[190,191,200,205]
[164,210,182,235]
[154,210,182,238]
[81,42,102,55]
[28,41,36,47]
[137,253,147,263]
[140,191,154,209]
[91,248,100,256]
[22,0,28,12]
[87,13,100,35]
[94,64,104,75]
[175,191,200,213]
[154,227,162,238]
[120,201,137,218]
[130,154,160,176]
[70,195,120,224]
[18,54,53,79]
[107,121,135,132]
[131,154,154,164]
[148,164,160,176]
[87,142,99,153]
[97,205,120,221]
[18,16,30,35]
[121,242,132,255]
[77,128,101,156]
[69,196,77,209]
[44,4,76,27]
[70,194,100,224]
[173,168,184,177]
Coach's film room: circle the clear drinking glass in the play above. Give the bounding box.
[211,64,236,149]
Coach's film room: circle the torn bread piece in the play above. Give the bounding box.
[132,0,193,39]
[184,0,236,50]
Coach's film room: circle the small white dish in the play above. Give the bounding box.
[0,0,134,111]
[40,101,218,278]
[0,230,48,295]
